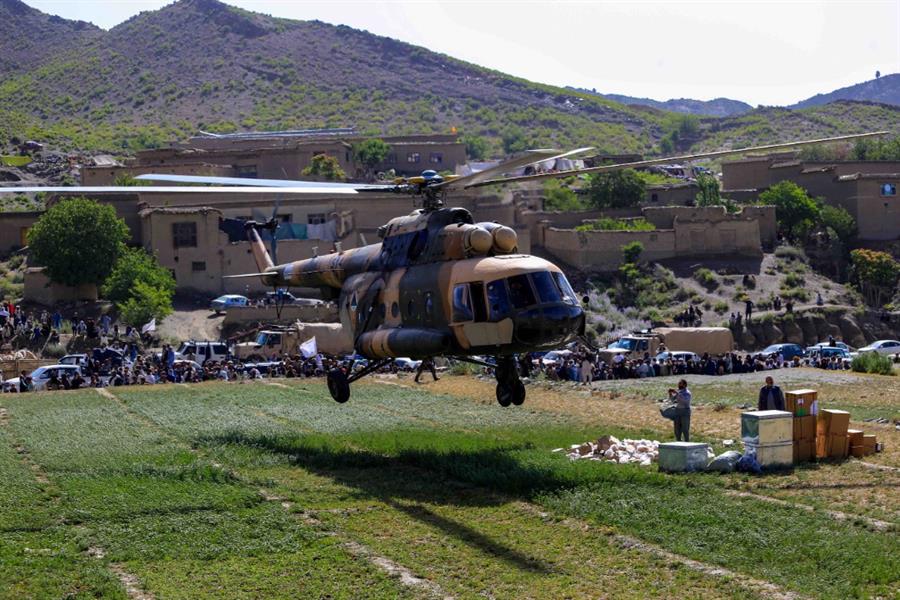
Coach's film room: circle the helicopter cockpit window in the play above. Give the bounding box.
[530,271,561,304]
[552,272,579,305]
[507,274,537,309]
[486,279,511,321]
[452,284,473,322]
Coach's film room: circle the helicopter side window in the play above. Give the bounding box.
[452,284,473,322]
[552,272,578,305]
[486,280,510,321]
[424,292,434,317]
[507,274,536,309]
[530,271,561,304]
[391,302,399,318]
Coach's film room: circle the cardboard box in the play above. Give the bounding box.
[847,429,864,447]
[742,410,793,445]
[792,415,817,441]
[817,409,850,437]
[785,389,817,416]
[828,434,849,459]
[793,440,815,462]
[862,434,877,448]
[850,445,866,458]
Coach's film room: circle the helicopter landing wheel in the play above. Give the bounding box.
[511,379,526,406]
[327,369,350,403]
[496,383,513,407]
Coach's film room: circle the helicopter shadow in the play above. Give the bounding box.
[204,430,578,574]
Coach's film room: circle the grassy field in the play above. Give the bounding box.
[0,371,897,599]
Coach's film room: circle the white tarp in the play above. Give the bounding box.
[299,336,318,358]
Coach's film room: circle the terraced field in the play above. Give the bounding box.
[0,371,897,599]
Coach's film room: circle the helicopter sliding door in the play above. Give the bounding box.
[451,281,513,348]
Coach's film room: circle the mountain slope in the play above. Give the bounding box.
[0,0,896,156]
[791,74,900,109]
[570,88,753,117]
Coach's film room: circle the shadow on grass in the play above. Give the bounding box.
[199,429,669,574]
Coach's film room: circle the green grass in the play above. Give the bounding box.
[1,381,897,598]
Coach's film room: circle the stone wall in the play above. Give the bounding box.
[0,211,41,254]
[23,268,98,305]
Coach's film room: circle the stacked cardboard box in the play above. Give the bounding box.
[741,410,793,468]
[786,389,818,463]
[851,432,878,458]
[816,409,850,459]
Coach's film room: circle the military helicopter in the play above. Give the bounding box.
[0,132,886,405]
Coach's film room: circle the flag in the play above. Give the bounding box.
[141,318,156,334]
[299,336,317,359]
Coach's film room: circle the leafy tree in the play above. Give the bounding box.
[501,126,530,155]
[758,181,820,239]
[102,248,175,305]
[621,240,644,264]
[587,169,646,209]
[118,280,173,327]
[113,173,152,186]
[819,204,857,243]
[694,173,721,206]
[542,180,585,211]
[851,135,900,161]
[27,197,129,286]
[352,139,391,179]
[850,249,900,307]
[461,134,489,161]
[301,154,346,181]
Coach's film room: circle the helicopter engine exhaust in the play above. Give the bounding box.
[357,328,451,359]
[477,222,518,253]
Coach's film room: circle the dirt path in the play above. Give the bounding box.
[158,308,223,342]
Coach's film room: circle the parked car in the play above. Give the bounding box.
[807,341,851,352]
[808,346,852,364]
[172,341,230,365]
[760,343,806,360]
[264,290,325,306]
[59,354,88,366]
[535,350,573,367]
[856,340,900,357]
[210,295,249,314]
[5,365,83,392]
[655,351,701,363]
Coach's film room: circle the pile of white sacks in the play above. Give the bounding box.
[555,435,660,466]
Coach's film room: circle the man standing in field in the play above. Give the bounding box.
[667,379,692,442]
[757,376,785,411]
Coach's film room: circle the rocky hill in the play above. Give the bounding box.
[0,0,897,155]
[573,89,753,117]
[791,73,900,109]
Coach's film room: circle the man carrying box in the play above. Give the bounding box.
[758,376,785,411]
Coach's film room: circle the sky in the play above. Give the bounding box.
[22,0,900,107]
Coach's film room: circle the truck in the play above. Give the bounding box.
[598,327,734,362]
[232,322,353,361]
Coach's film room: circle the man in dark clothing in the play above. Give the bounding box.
[745,299,754,322]
[757,376,785,411]
[415,358,439,383]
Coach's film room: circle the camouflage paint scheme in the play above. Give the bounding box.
[244,205,585,359]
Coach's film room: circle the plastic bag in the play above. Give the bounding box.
[659,400,678,420]
[736,451,762,474]
[707,451,742,473]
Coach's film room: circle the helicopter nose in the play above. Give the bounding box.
[514,303,585,346]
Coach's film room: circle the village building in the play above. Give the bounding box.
[722,155,900,240]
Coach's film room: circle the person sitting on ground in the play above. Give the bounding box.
[757,376,785,411]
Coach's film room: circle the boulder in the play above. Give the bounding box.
[781,318,804,345]
[798,315,819,345]
[837,315,867,349]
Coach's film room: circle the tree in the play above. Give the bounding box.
[621,240,644,264]
[501,126,529,155]
[461,134,488,161]
[27,197,130,286]
[850,249,900,306]
[758,181,820,239]
[352,139,391,180]
[102,248,175,305]
[851,135,900,161]
[587,169,646,209]
[819,205,857,243]
[542,179,585,211]
[301,154,346,181]
[694,173,721,207]
[118,280,174,327]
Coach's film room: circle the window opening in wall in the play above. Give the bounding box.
[172,222,197,248]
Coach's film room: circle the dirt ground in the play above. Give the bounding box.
[158,307,223,342]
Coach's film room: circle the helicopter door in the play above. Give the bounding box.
[452,281,513,348]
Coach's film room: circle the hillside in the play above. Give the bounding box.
[571,88,753,117]
[791,73,900,109]
[0,0,897,156]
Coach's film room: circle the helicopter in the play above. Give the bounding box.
[0,131,886,405]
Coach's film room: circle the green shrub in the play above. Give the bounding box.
[693,268,718,290]
[713,301,729,314]
[780,288,810,302]
[44,343,67,358]
[782,273,805,288]
[449,361,479,376]
[774,245,806,261]
[575,217,655,232]
[851,352,895,376]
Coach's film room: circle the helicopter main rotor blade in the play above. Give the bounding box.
[437,147,594,190]
[0,185,363,195]
[465,131,889,189]
[134,173,390,189]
